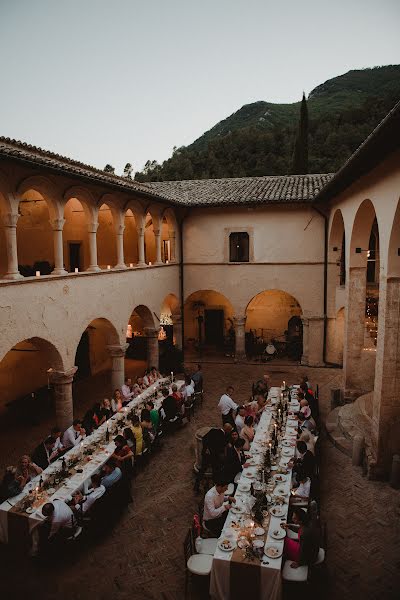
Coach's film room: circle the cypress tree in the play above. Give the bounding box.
[292,92,309,174]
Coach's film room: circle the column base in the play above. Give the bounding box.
[2,272,23,280]
[114,263,127,270]
[234,354,247,363]
[86,265,101,272]
[153,261,163,266]
[52,268,68,276]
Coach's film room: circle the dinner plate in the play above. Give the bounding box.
[282,440,292,447]
[264,543,283,558]
[275,485,287,495]
[252,539,264,549]
[231,505,244,514]
[282,448,292,456]
[218,539,236,552]
[273,474,288,483]
[237,482,251,492]
[244,471,256,479]
[254,527,265,536]
[270,528,286,540]
[269,505,285,517]
[47,487,56,495]
[271,465,278,471]
[25,507,35,514]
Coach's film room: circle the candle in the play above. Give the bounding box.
[171,371,174,382]
[107,265,111,270]
[283,380,286,388]
[129,263,133,268]
[74,267,78,273]
[149,261,152,266]
[166,260,169,264]
[35,271,40,277]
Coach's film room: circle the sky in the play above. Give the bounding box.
[0,0,399,174]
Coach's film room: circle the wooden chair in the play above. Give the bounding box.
[183,528,213,598]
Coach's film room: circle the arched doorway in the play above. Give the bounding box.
[125,304,156,374]
[97,203,117,269]
[123,208,139,266]
[144,212,156,265]
[184,290,235,356]
[63,197,90,272]
[245,290,303,361]
[17,190,55,276]
[0,337,64,470]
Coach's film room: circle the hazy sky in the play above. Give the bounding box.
[0,0,399,173]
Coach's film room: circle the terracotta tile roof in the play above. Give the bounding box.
[147,174,334,206]
[0,137,160,199]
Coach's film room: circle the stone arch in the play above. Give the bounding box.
[184,289,235,351]
[17,175,63,221]
[387,197,400,278]
[329,208,346,291]
[161,207,179,262]
[123,208,139,266]
[96,199,118,269]
[73,316,121,381]
[349,199,379,269]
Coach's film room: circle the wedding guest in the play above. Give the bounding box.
[299,399,312,419]
[171,383,184,414]
[161,387,178,421]
[42,500,74,539]
[145,400,159,431]
[50,426,64,456]
[100,398,113,421]
[72,473,105,514]
[93,402,107,427]
[283,507,320,568]
[121,377,134,403]
[82,408,98,435]
[291,441,316,480]
[111,435,134,476]
[203,479,235,536]
[235,406,246,435]
[299,430,316,454]
[224,437,246,482]
[300,383,318,419]
[123,427,136,453]
[181,375,195,404]
[16,455,42,483]
[150,366,160,381]
[291,470,311,503]
[143,370,151,387]
[111,389,124,413]
[298,412,317,434]
[101,459,122,489]
[218,386,238,427]
[32,436,56,470]
[240,415,255,451]
[128,414,143,456]
[0,467,24,501]
[191,364,203,393]
[62,419,86,448]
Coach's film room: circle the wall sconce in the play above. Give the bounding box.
[355,248,374,260]
[35,271,41,277]
[332,246,338,252]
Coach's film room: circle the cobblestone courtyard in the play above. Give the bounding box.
[1,363,400,600]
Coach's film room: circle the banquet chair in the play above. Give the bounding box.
[183,528,213,599]
[185,395,195,421]
[192,515,218,555]
[194,390,203,408]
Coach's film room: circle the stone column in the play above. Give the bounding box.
[307,316,325,366]
[169,230,176,263]
[115,224,126,269]
[234,316,247,361]
[137,227,145,266]
[50,218,68,276]
[48,366,78,432]
[173,314,183,350]
[107,343,129,392]
[87,222,100,272]
[343,266,367,395]
[372,276,400,477]
[301,317,309,365]
[154,229,162,265]
[2,212,22,279]
[144,327,159,369]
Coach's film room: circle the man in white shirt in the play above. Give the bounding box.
[218,386,238,427]
[121,377,135,403]
[234,406,246,435]
[203,480,235,536]
[72,474,106,514]
[291,471,311,503]
[61,419,86,449]
[42,499,74,538]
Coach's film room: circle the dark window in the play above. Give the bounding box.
[229,232,249,262]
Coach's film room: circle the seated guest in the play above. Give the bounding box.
[171,383,184,414]
[82,407,98,435]
[0,466,24,501]
[161,387,178,421]
[121,377,135,403]
[203,479,236,536]
[141,405,151,422]
[42,500,74,539]
[252,374,270,398]
[100,398,113,421]
[235,406,246,435]
[300,383,318,419]
[291,470,311,503]
[146,400,159,431]
[123,427,136,452]
[111,389,124,413]
[283,507,320,568]
[62,419,86,448]
[191,364,203,393]
[32,436,57,470]
[93,402,107,427]
[218,386,238,427]
[137,377,146,391]
[181,375,195,404]
[150,366,160,381]
[299,430,316,454]
[17,455,42,483]
[254,394,267,423]
[299,399,312,419]
[298,412,316,434]
[300,375,311,390]
[128,414,144,456]
[291,441,316,481]
[141,420,154,448]
[240,415,255,451]
[111,435,134,475]
[50,426,64,458]
[143,370,151,387]
[224,437,246,482]
[101,459,122,489]
[72,474,106,514]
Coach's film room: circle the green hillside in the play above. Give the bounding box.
[135,65,400,182]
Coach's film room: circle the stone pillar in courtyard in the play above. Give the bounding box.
[137,226,146,266]
[169,230,176,263]
[107,344,128,392]
[173,314,183,350]
[154,229,162,265]
[2,212,22,279]
[115,223,126,269]
[343,266,367,395]
[307,316,325,366]
[87,221,100,272]
[371,276,400,478]
[301,317,309,365]
[144,327,159,369]
[234,316,247,362]
[48,366,78,431]
[50,218,68,276]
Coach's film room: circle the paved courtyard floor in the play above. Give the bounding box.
[1,362,399,599]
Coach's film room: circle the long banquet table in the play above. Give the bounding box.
[0,377,182,551]
[210,385,300,600]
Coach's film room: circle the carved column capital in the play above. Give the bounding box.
[47,366,78,386]
[50,218,66,231]
[107,343,129,358]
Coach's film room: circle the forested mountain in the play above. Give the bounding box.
[134,65,400,182]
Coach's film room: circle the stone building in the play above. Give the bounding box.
[0,99,399,479]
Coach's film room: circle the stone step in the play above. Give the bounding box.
[325,407,353,457]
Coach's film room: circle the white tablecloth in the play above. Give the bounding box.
[210,386,300,600]
[0,378,182,547]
